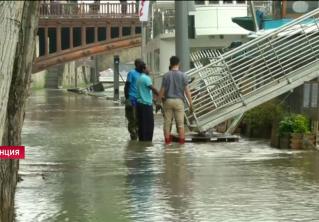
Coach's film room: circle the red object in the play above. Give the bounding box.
[165,135,172,145]
[0,146,25,159]
[179,138,185,145]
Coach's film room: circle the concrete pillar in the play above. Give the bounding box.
[94,55,99,83]
[70,27,73,49]
[175,1,190,72]
[57,26,62,52]
[44,27,48,56]
[82,26,86,46]
[113,55,120,100]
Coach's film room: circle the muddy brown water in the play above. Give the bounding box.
[15,89,319,221]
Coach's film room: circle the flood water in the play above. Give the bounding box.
[16,89,319,222]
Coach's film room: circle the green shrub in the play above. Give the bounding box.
[243,100,285,128]
[279,114,309,135]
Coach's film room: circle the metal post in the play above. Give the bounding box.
[249,1,259,32]
[95,55,99,83]
[141,22,146,61]
[75,65,78,88]
[113,55,120,101]
[175,1,190,71]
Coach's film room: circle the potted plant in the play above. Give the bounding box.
[278,114,312,149]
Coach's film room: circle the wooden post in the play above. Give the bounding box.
[107,24,111,40]
[70,26,73,49]
[94,26,98,43]
[119,25,123,39]
[82,26,86,46]
[57,26,61,52]
[44,27,49,55]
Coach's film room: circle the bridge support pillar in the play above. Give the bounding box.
[113,55,120,101]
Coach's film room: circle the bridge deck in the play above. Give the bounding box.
[34,2,141,73]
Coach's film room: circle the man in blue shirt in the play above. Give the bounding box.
[136,62,159,141]
[124,59,143,140]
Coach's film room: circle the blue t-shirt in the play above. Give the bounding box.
[137,74,153,106]
[127,69,141,101]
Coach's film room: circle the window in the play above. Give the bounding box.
[111,27,119,39]
[223,0,233,4]
[122,27,131,37]
[236,0,245,4]
[86,27,95,44]
[195,0,205,5]
[98,27,107,41]
[209,0,219,4]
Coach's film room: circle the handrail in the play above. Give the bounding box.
[39,2,138,18]
[187,8,319,77]
[186,8,319,132]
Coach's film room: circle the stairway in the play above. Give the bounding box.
[45,66,60,88]
[185,9,319,132]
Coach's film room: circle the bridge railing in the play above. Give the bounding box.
[40,2,138,18]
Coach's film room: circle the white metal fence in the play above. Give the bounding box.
[185,8,319,132]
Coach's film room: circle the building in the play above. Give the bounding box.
[144,0,251,79]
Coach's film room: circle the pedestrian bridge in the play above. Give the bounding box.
[33,2,141,73]
[186,8,319,132]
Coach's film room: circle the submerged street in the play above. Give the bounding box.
[16,90,319,222]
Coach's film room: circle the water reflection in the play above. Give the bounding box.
[14,89,319,221]
[125,141,154,221]
[160,147,194,222]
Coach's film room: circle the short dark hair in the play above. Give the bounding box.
[134,58,143,68]
[136,61,146,73]
[169,56,180,66]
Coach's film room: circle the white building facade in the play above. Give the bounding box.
[144,0,251,77]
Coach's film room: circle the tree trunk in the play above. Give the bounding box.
[0,1,24,144]
[0,1,40,222]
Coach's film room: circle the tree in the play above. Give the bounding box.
[0,1,40,221]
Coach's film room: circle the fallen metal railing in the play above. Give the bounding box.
[185,8,319,132]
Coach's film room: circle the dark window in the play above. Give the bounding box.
[98,27,107,41]
[195,0,205,5]
[86,27,95,44]
[135,26,141,34]
[223,0,233,4]
[209,0,219,4]
[73,27,81,47]
[48,27,57,53]
[111,27,119,38]
[38,28,45,56]
[61,27,70,50]
[236,0,245,4]
[122,27,131,37]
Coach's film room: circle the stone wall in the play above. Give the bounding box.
[31,47,141,89]
[31,61,93,89]
[97,47,141,71]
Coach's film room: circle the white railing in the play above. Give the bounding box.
[185,8,319,132]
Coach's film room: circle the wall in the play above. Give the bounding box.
[96,47,141,72]
[31,61,92,89]
[192,4,249,35]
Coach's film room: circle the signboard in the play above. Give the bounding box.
[139,0,150,22]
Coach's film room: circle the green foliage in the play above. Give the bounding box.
[278,114,310,135]
[243,100,285,128]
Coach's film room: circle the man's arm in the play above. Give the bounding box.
[185,85,193,113]
[124,71,132,99]
[124,81,130,99]
[158,87,165,101]
[148,85,159,96]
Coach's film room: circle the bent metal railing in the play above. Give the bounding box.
[39,2,138,18]
[185,8,319,132]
